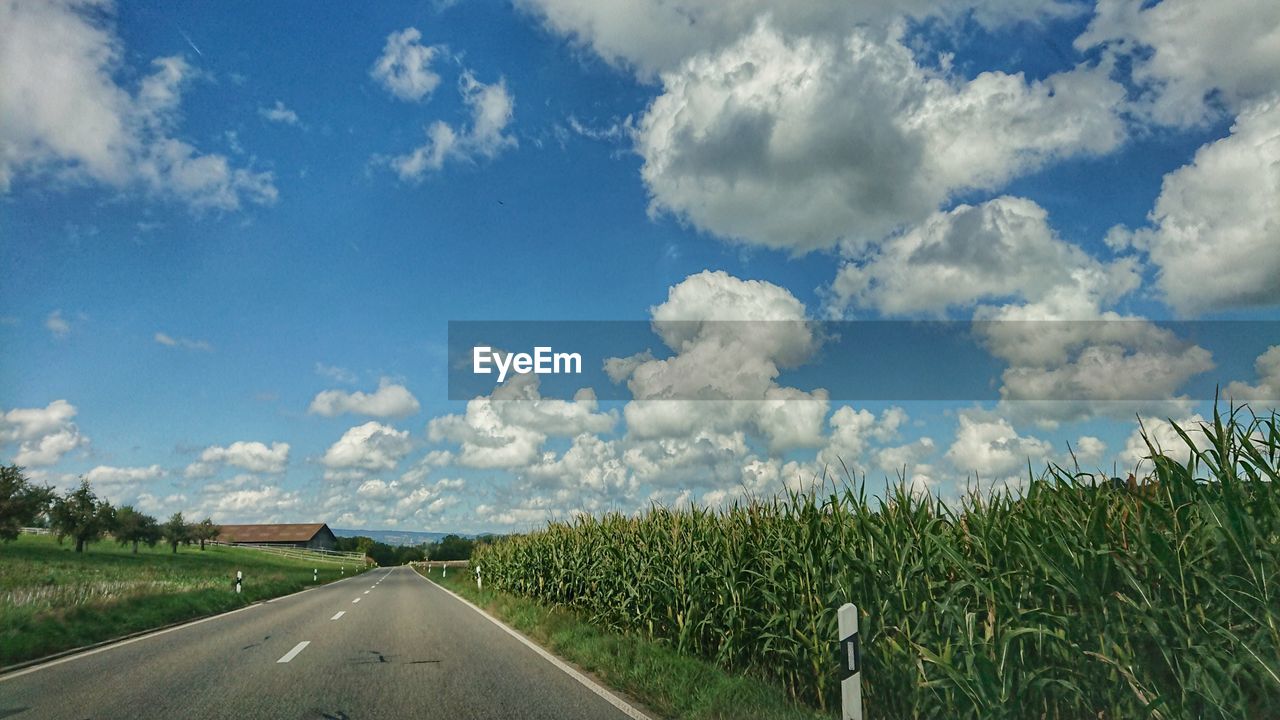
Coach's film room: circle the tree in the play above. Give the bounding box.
[191,517,220,550]
[48,480,114,553]
[162,512,190,553]
[0,465,54,541]
[424,534,476,561]
[113,505,161,553]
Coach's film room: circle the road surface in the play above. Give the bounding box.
[0,566,648,720]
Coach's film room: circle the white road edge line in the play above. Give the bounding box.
[331,611,345,621]
[277,641,310,663]
[0,571,367,682]
[410,567,654,720]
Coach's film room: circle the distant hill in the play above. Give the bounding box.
[332,528,464,547]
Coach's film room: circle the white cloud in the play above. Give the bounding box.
[636,22,1125,253]
[258,100,300,125]
[610,271,829,453]
[946,411,1053,482]
[85,464,163,485]
[388,71,516,180]
[185,440,289,477]
[1076,0,1280,127]
[1227,346,1280,404]
[1119,415,1211,470]
[961,259,1213,425]
[1109,99,1280,315]
[308,378,421,419]
[323,475,465,528]
[134,492,188,517]
[1,399,88,466]
[427,373,614,469]
[525,433,633,495]
[202,484,303,524]
[12,428,87,467]
[0,0,276,209]
[371,27,443,102]
[517,0,1086,79]
[321,422,412,475]
[830,197,1141,316]
[154,331,212,351]
[874,437,937,494]
[45,310,71,338]
[815,406,907,477]
[1073,436,1107,465]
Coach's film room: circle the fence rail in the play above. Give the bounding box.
[19,527,52,535]
[208,541,370,566]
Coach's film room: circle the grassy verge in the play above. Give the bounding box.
[0,534,370,667]
[418,566,826,720]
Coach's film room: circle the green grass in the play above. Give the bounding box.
[420,566,826,720]
[474,405,1280,719]
[0,534,370,667]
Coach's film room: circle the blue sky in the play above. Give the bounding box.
[1,0,1277,533]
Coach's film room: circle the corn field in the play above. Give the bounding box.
[474,405,1280,718]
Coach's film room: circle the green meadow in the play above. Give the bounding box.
[0,535,367,667]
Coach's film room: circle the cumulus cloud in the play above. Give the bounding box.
[946,411,1054,485]
[1119,414,1211,470]
[1072,436,1107,465]
[202,484,303,524]
[308,378,421,419]
[185,440,290,477]
[371,27,443,102]
[388,70,516,180]
[1108,99,1280,315]
[947,247,1215,426]
[1077,0,1280,127]
[0,399,88,466]
[321,422,413,475]
[1227,346,1280,404]
[610,271,829,453]
[637,22,1125,253]
[0,0,276,209]
[517,0,1087,79]
[258,100,300,125]
[830,197,1140,316]
[428,373,614,469]
[325,475,464,528]
[154,331,212,351]
[85,464,164,485]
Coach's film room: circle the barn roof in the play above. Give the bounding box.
[217,523,332,543]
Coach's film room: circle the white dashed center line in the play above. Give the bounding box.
[364,590,370,595]
[330,611,345,621]
[277,641,310,664]
[352,598,361,604]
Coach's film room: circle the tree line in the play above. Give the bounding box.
[0,465,219,554]
[331,533,497,566]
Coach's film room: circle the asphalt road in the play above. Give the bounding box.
[0,566,647,720]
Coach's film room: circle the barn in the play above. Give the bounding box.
[217,523,338,550]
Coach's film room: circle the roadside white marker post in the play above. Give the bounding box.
[475,564,482,590]
[235,570,243,595]
[443,566,447,578]
[838,603,863,720]
[313,568,318,582]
